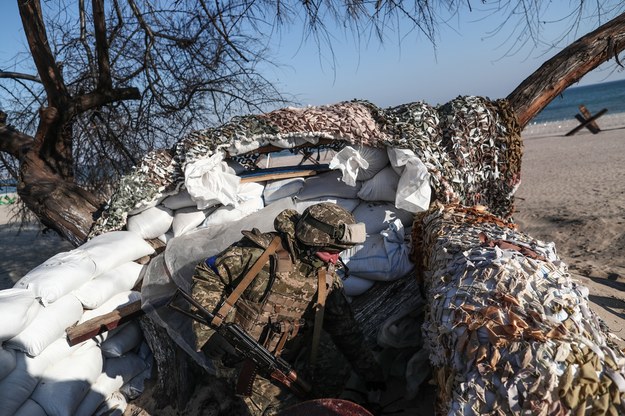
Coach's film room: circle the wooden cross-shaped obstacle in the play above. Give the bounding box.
[565,105,608,136]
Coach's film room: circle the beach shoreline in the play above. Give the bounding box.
[522,111,625,138]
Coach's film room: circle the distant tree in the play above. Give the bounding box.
[0,0,624,244]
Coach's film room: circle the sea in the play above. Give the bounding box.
[532,78,625,122]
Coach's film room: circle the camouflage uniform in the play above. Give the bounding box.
[191,204,384,415]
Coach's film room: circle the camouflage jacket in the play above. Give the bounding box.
[191,228,384,384]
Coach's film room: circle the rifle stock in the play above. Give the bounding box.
[168,288,311,397]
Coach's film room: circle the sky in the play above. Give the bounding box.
[1,2,625,109]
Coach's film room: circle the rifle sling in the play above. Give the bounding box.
[309,267,328,365]
[212,235,283,327]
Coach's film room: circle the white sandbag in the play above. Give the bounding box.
[94,391,127,416]
[14,399,47,416]
[352,202,414,235]
[329,145,389,185]
[342,275,375,297]
[128,195,166,216]
[31,344,103,416]
[161,189,196,210]
[263,178,305,204]
[0,288,40,340]
[342,220,414,281]
[387,147,413,176]
[172,206,213,237]
[395,155,431,213]
[184,152,240,209]
[79,290,142,324]
[73,262,144,309]
[126,206,174,240]
[238,181,265,201]
[157,231,175,244]
[81,231,155,276]
[0,346,16,381]
[295,170,361,200]
[357,166,400,202]
[6,294,83,356]
[202,197,264,227]
[0,337,76,416]
[293,197,360,214]
[101,321,143,358]
[13,249,97,305]
[74,353,148,416]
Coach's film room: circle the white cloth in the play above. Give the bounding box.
[329,146,370,186]
[184,153,240,209]
[393,150,431,213]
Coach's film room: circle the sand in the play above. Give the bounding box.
[0,123,624,414]
[0,202,73,289]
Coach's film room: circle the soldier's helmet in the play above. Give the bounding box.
[295,203,366,252]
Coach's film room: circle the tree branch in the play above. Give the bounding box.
[92,0,113,90]
[508,12,625,128]
[18,0,70,107]
[76,86,141,113]
[0,112,34,157]
[0,71,41,83]
[78,0,96,78]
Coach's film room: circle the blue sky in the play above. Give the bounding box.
[1,2,624,109]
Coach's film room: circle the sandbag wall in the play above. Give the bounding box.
[0,231,156,416]
[124,144,426,298]
[417,204,625,415]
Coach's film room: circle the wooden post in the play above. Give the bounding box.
[577,105,602,133]
[565,106,608,136]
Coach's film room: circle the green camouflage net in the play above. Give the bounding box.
[89,96,521,237]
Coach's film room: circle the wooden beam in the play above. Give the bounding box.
[578,105,602,133]
[66,299,144,346]
[240,168,327,183]
[565,108,608,136]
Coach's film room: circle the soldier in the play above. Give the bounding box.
[190,202,386,415]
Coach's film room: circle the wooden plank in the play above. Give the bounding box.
[66,300,144,346]
[578,105,602,133]
[565,108,608,136]
[240,168,326,183]
[575,114,600,134]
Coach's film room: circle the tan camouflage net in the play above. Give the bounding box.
[417,204,625,415]
[90,96,521,236]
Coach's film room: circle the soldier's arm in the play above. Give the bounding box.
[322,284,385,384]
[190,259,228,351]
[191,244,266,351]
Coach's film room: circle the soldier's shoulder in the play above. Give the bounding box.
[240,228,277,249]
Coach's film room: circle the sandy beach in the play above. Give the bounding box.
[514,125,625,347]
[0,121,624,414]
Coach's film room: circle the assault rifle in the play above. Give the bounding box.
[167,288,311,398]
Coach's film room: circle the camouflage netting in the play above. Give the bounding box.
[415,204,625,416]
[89,96,521,237]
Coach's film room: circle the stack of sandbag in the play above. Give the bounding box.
[417,204,625,415]
[90,98,521,238]
[0,231,155,416]
[124,144,426,298]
